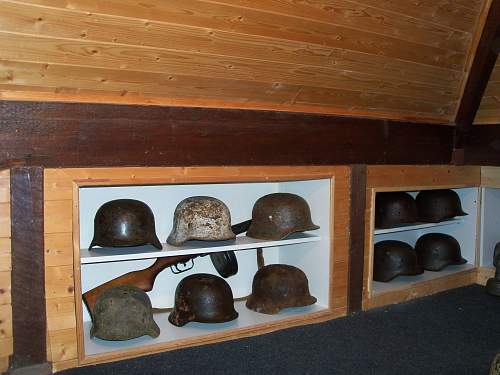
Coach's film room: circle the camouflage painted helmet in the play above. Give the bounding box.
[247,193,319,240]
[373,240,423,282]
[246,264,317,314]
[375,192,417,229]
[416,189,467,223]
[168,273,238,327]
[89,199,162,250]
[167,196,236,246]
[90,285,160,341]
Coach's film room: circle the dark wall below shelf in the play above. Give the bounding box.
[0,101,454,168]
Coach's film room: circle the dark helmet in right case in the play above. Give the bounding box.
[375,192,417,229]
[373,240,423,282]
[246,264,317,314]
[414,233,466,271]
[416,189,467,223]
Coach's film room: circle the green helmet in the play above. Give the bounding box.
[91,285,160,341]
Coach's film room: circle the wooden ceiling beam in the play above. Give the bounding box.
[455,0,500,144]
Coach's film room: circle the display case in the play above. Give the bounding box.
[362,165,481,310]
[43,166,350,371]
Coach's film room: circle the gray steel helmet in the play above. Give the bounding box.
[90,285,160,341]
[247,193,319,240]
[246,264,317,314]
[167,196,235,246]
[168,273,238,327]
[89,199,162,250]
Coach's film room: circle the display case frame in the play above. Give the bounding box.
[43,166,351,371]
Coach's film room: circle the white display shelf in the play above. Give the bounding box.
[81,232,321,264]
[83,300,328,356]
[374,217,464,235]
[371,263,475,296]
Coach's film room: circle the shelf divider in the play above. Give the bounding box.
[81,232,321,264]
[374,218,464,235]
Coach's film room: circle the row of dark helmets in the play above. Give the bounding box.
[89,192,319,250]
[375,189,467,229]
[91,263,317,341]
[373,233,467,282]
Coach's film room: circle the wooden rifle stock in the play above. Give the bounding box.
[82,254,196,314]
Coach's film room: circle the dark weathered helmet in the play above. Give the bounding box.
[89,199,162,250]
[375,192,417,229]
[167,196,235,246]
[168,273,238,327]
[415,233,466,271]
[416,189,467,223]
[90,285,160,341]
[486,242,500,296]
[246,264,317,314]
[373,240,423,282]
[247,193,319,240]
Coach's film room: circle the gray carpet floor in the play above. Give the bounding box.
[61,284,500,375]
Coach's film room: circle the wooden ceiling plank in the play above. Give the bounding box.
[0,59,454,115]
[0,33,461,102]
[343,0,480,33]
[484,80,500,96]
[0,2,466,89]
[12,0,465,70]
[190,0,472,52]
[455,0,499,130]
[294,85,455,115]
[0,85,452,124]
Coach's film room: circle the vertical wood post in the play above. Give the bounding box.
[348,165,366,313]
[9,167,49,373]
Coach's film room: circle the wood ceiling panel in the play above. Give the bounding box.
[2,1,466,70]
[197,0,472,52]
[0,0,488,122]
[0,33,459,103]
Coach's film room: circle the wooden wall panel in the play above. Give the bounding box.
[0,170,11,373]
[475,61,500,124]
[464,124,500,164]
[0,0,488,122]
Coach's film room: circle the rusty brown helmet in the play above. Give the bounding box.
[416,189,467,223]
[167,196,236,246]
[90,285,160,341]
[373,240,423,282]
[168,273,238,327]
[414,233,466,271]
[89,199,162,250]
[246,193,319,240]
[246,264,316,314]
[375,192,417,229]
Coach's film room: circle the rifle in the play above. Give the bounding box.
[82,220,251,314]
